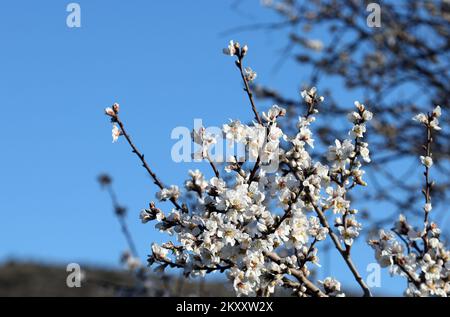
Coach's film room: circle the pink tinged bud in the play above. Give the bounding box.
[105,107,115,117]
[242,45,248,56]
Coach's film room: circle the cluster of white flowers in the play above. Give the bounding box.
[300,87,324,106]
[370,221,449,296]
[144,95,371,296]
[244,67,257,82]
[136,43,376,296]
[370,105,449,297]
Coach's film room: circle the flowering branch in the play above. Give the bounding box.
[224,41,264,184]
[421,114,434,227]
[105,105,185,212]
[370,106,448,297]
[206,155,220,179]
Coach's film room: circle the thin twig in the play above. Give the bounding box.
[100,178,139,258]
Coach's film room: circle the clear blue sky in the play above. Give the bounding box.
[0,0,409,295]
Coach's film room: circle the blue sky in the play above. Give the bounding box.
[0,0,412,295]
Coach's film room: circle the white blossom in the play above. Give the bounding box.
[359,142,371,162]
[151,243,170,262]
[413,113,428,124]
[350,124,366,138]
[223,40,237,56]
[112,124,120,143]
[433,106,442,118]
[106,44,450,298]
[327,139,354,167]
[336,216,361,246]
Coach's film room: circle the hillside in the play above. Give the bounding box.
[0,261,233,297]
